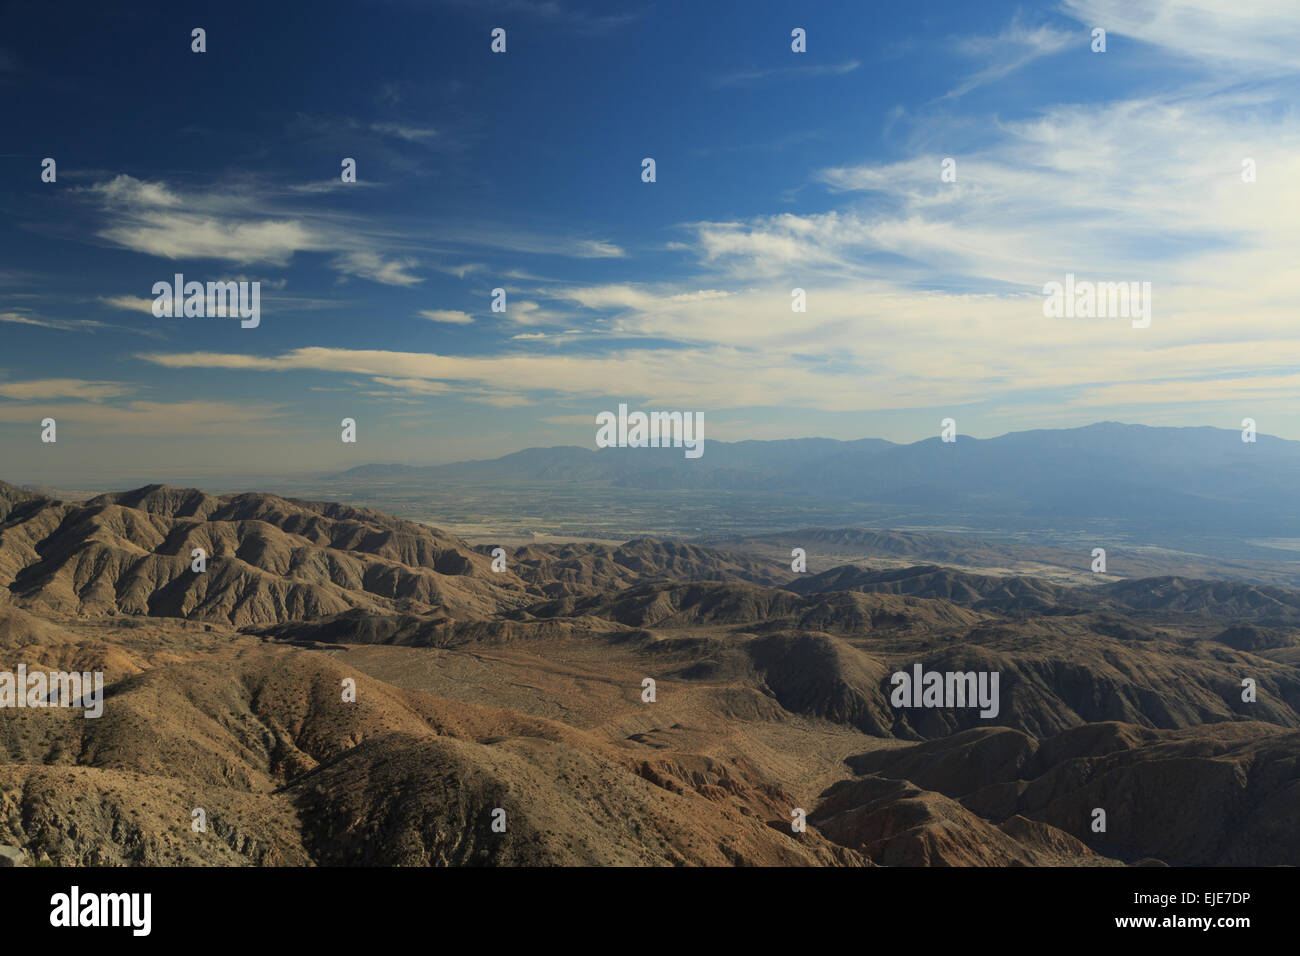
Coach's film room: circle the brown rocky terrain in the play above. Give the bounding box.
[1,480,1297,866]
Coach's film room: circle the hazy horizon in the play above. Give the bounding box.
[2,417,1292,487]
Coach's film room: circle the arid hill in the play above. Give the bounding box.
[0,483,532,628]
[1,483,1297,866]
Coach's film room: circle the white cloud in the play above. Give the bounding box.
[89,176,323,266]
[333,252,423,287]
[1,312,111,333]
[418,309,474,324]
[78,175,626,289]
[1061,0,1300,74]
[555,284,731,311]
[504,299,572,327]
[92,175,181,207]
[100,295,155,314]
[0,378,133,401]
[369,377,456,395]
[574,239,626,258]
[84,175,424,286]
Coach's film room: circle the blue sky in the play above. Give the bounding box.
[2,0,1298,484]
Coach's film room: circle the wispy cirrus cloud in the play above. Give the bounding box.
[1061,0,1300,74]
[87,175,331,268]
[99,295,155,314]
[2,311,113,333]
[100,289,342,315]
[0,378,134,401]
[713,60,860,88]
[75,174,626,291]
[369,121,440,142]
[426,0,644,34]
[331,251,423,287]
[939,17,1074,100]
[0,310,164,336]
[82,174,423,286]
[440,225,624,260]
[284,113,464,153]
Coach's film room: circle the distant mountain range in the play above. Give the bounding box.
[331,422,1300,539]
